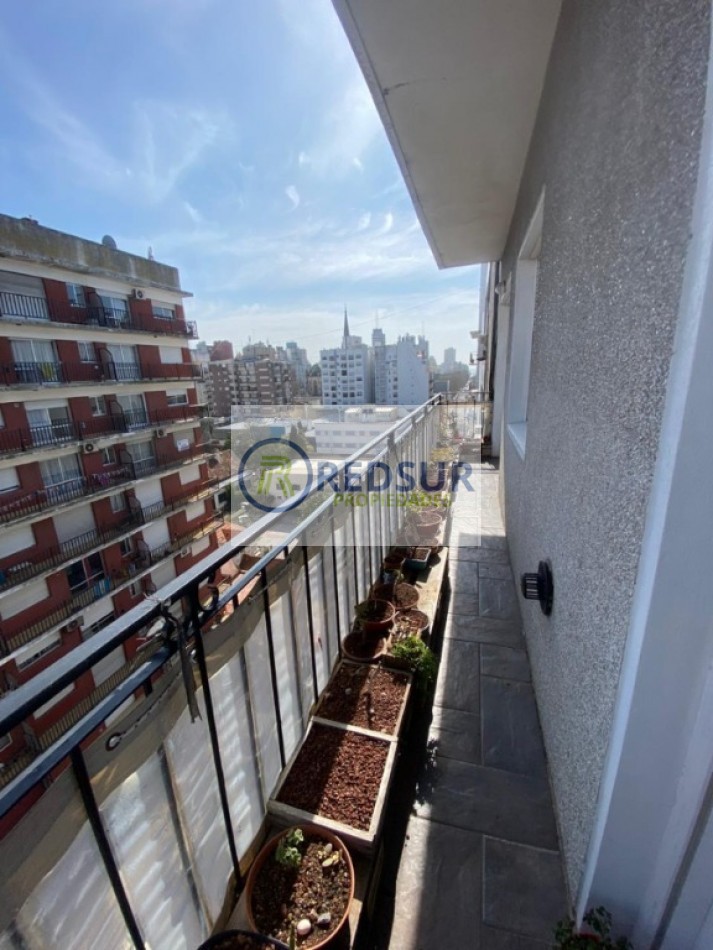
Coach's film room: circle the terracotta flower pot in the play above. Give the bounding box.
[357,598,395,635]
[382,552,405,573]
[245,825,355,950]
[342,630,389,663]
[371,583,419,611]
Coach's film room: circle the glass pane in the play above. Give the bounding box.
[16,822,130,950]
[99,754,204,950]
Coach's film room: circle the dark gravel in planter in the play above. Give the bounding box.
[251,835,351,948]
[277,724,389,830]
[317,664,409,733]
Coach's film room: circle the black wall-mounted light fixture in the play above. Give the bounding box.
[521,560,554,616]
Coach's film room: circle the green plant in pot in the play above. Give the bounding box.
[390,635,438,695]
[554,907,633,949]
[355,598,395,637]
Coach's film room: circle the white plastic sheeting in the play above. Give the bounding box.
[244,615,282,797]
[308,553,331,693]
[267,592,303,761]
[15,823,129,950]
[209,652,264,853]
[100,755,205,950]
[164,696,233,925]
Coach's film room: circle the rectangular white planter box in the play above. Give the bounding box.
[267,719,398,855]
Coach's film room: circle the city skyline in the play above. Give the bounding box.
[0,0,480,364]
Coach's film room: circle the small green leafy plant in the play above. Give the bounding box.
[554,906,633,949]
[275,828,304,869]
[390,636,438,693]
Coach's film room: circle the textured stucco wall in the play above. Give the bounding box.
[0,213,182,292]
[500,0,710,899]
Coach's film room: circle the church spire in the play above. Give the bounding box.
[342,305,350,347]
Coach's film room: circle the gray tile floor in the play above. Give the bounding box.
[386,466,567,949]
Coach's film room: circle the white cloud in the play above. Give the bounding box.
[357,212,372,232]
[133,100,229,204]
[298,151,311,167]
[285,185,301,210]
[183,201,203,224]
[377,212,394,235]
[304,75,382,178]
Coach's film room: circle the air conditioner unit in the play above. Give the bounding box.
[81,442,97,454]
[155,428,167,439]
[179,546,191,558]
[133,289,146,300]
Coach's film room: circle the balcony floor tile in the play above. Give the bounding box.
[388,815,482,950]
[483,837,567,942]
[481,676,548,778]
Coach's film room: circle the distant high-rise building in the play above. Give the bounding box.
[210,340,234,361]
[442,347,457,372]
[284,341,310,395]
[374,333,431,405]
[320,309,374,405]
[235,358,292,406]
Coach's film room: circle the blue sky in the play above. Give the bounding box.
[0,0,479,364]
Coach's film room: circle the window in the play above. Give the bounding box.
[0,734,11,752]
[67,283,86,308]
[110,493,126,513]
[17,631,62,671]
[0,467,19,493]
[166,390,189,406]
[89,396,106,416]
[40,454,81,488]
[65,552,105,594]
[101,447,116,466]
[507,191,544,459]
[84,612,114,640]
[107,343,140,381]
[153,305,174,321]
[98,294,129,325]
[27,404,72,445]
[78,341,96,362]
[129,580,142,598]
[11,338,60,381]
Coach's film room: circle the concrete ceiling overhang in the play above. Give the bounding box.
[332,0,562,267]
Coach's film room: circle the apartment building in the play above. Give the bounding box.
[208,359,238,419]
[373,332,431,406]
[320,310,374,405]
[235,355,293,406]
[0,214,221,775]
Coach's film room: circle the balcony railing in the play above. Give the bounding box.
[1,361,202,388]
[0,405,207,458]
[1,568,136,653]
[0,397,446,949]
[0,512,142,592]
[0,293,198,338]
[0,469,132,525]
[0,446,209,526]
